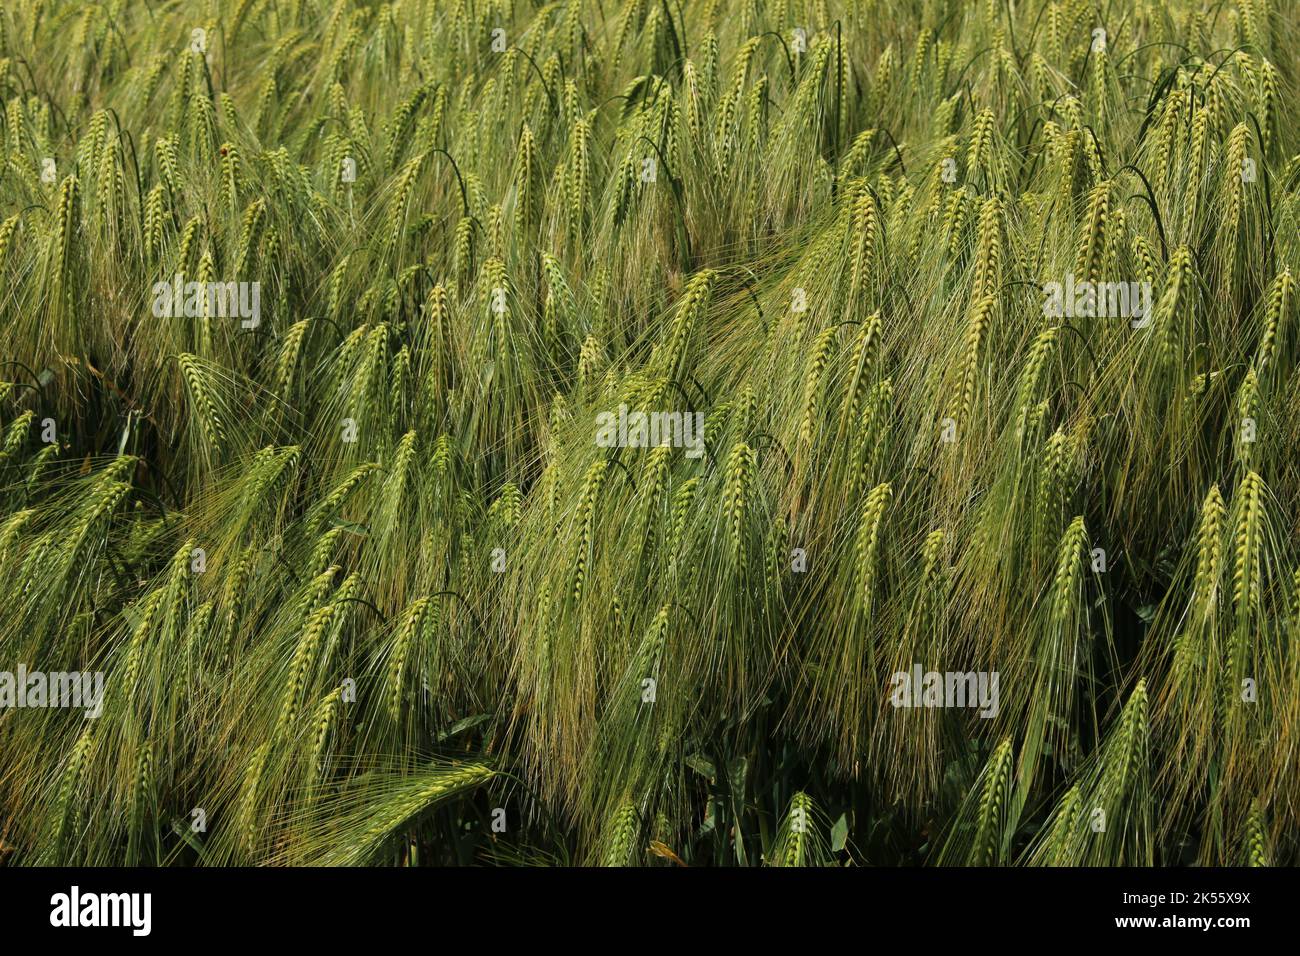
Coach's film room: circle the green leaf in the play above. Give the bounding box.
[831,813,849,852]
[436,713,492,742]
[685,753,716,781]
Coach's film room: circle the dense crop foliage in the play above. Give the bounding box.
[0,0,1297,867]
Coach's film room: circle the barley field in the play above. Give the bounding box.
[0,0,1296,868]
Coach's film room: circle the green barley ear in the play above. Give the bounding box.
[386,155,425,252]
[601,802,640,866]
[722,441,756,573]
[217,142,242,209]
[571,460,609,602]
[275,319,310,398]
[513,123,538,237]
[855,482,892,611]
[1,409,32,458]
[1074,181,1110,285]
[781,793,812,866]
[276,593,346,741]
[386,80,431,168]
[27,442,58,486]
[299,566,341,626]
[1219,123,1252,279]
[847,182,878,307]
[612,149,638,227]
[0,213,20,278]
[303,763,496,866]
[970,739,1014,865]
[387,596,432,722]
[1096,680,1152,854]
[1014,328,1057,440]
[53,174,79,297]
[658,269,716,380]
[195,251,216,351]
[913,528,948,626]
[541,253,574,347]
[142,184,164,262]
[965,194,1001,301]
[1257,59,1279,153]
[1184,107,1210,234]
[42,729,95,864]
[1152,246,1194,368]
[1235,369,1260,468]
[1244,800,1270,866]
[176,353,225,452]
[577,334,605,392]
[966,107,998,185]
[1231,470,1264,625]
[953,294,995,427]
[125,743,155,866]
[798,326,838,451]
[1151,88,1185,186]
[233,198,266,276]
[1038,785,1084,866]
[309,686,344,785]
[238,743,271,858]
[118,586,167,702]
[936,736,1017,867]
[1256,269,1293,374]
[175,215,202,275]
[768,791,833,867]
[1049,516,1088,627]
[567,116,592,243]
[666,476,701,560]
[154,135,179,192]
[633,444,673,563]
[1189,486,1227,629]
[215,545,256,657]
[187,81,216,162]
[842,128,879,180]
[840,312,882,425]
[309,465,379,538]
